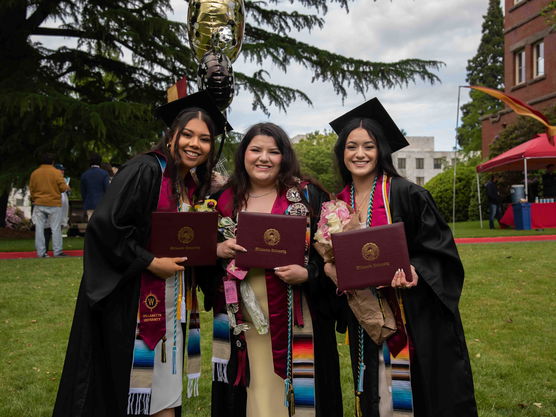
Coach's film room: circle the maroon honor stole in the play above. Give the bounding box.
[138,152,197,350]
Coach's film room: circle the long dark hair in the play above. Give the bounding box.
[227,122,304,214]
[333,118,400,186]
[152,107,217,202]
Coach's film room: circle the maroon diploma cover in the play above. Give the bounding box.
[235,212,306,269]
[331,222,411,291]
[150,211,218,266]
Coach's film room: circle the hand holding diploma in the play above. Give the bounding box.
[147,257,187,279]
[217,238,247,259]
[390,265,419,289]
[274,264,308,285]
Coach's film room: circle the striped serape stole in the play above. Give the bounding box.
[186,287,201,398]
[291,295,315,417]
[128,335,155,414]
[211,312,231,383]
[384,343,413,414]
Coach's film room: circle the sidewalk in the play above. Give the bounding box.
[2,235,556,259]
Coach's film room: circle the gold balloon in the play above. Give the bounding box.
[188,0,245,64]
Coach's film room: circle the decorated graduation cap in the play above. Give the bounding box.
[329,97,409,152]
[154,90,232,136]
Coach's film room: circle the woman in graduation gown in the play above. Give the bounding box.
[324,99,478,417]
[52,91,231,417]
[208,122,343,417]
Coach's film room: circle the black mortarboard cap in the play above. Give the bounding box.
[154,90,233,135]
[329,97,409,152]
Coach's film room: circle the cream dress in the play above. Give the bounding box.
[242,268,289,417]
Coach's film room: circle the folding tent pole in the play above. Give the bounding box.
[524,158,528,200]
[476,172,483,228]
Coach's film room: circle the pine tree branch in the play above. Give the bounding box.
[235,70,311,115]
[246,2,324,34]
[243,25,443,97]
[25,0,65,33]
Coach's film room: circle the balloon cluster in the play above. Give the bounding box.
[188,0,245,111]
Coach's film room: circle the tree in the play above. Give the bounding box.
[293,131,341,192]
[542,1,556,30]
[457,0,504,153]
[0,0,443,226]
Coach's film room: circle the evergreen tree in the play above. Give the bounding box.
[0,0,443,226]
[457,0,504,152]
[293,131,341,192]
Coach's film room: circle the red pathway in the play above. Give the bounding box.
[455,235,556,244]
[0,249,84,260]
[2,235,556,259]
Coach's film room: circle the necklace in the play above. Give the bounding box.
[248,189,275,198]
[351,176,378,226]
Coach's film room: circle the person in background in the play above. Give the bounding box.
[542,164,556,199]
[485,175,500,229]
[101,161,115,182]
[29,153,70,257]
[44,163,71,249]
[80,152,110,220]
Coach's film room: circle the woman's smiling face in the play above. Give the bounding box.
[244,134,283,187]
[169,117,212,170]
[343,127,379,180]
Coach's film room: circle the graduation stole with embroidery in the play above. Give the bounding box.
[128,153,202,415]
[212,182,316,416]
[337,174,414,415]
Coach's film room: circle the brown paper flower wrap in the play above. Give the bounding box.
[313,200,397,344]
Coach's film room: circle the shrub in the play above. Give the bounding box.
[425,165,476,222]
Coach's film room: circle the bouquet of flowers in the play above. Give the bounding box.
[313,200,396,344]
[313,200,359,263]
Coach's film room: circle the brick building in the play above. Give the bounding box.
[481,0,556,156]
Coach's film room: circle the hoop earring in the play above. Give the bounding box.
[166,142,171,150]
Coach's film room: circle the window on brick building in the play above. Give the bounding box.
[433,158,443,169]
[416,177,425,186]
[533,41,545,78]
[514,49,525,85]
[397,158,406,169]
[416,158,424,169]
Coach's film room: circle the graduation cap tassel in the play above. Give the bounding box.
[355,392,363,417]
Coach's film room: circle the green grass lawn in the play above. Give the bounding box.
[450,220,556,238]
[1,242,555,416]
[0,236,85,252]
[2,221,555,253]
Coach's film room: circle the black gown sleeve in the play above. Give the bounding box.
[303,184,338,316]
[83,154,162,307]
[401,184,464,315]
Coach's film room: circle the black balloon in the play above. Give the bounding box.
[197,51,235,111]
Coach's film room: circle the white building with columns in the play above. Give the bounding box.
[393,136,456,186]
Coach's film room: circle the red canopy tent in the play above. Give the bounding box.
[476,133,556,199]
[476,133,556,172]
[472,133,556,228]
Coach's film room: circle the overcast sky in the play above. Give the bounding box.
[35,0,496,151]
[173,0,495,151]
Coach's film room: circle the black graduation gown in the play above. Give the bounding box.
[342,177,478,417]
[209,184,344,417]
[53,154,163,417]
